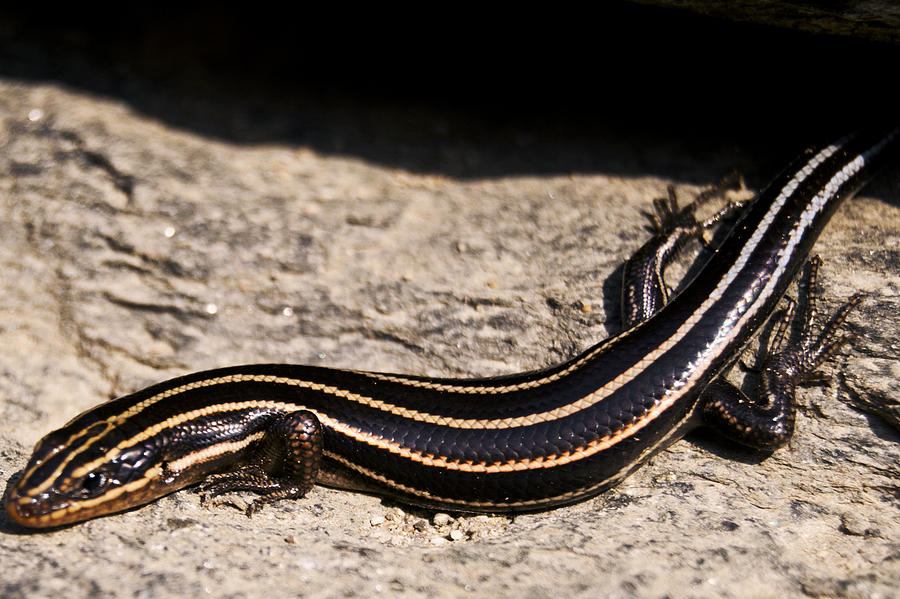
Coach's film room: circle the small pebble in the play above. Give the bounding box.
[839,513,870,536]
[370,515,385,526]
[448,529,465,541]
[433,513,451,526]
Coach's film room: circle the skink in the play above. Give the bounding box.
[6,129,898,528]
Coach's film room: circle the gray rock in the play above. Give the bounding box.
[633,0,900,44]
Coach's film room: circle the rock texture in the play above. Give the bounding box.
[1,9,900,598]
[633,0,900,44]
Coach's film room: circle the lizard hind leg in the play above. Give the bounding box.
[701,257,863,450]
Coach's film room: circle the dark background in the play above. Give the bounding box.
[1,3,898,181]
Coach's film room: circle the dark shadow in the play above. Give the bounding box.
[1,5,899,186]
[601,261,628,338]
[857,410,900,444]
[684,428,774,466]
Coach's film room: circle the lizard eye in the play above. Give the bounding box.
[79,471,110,497]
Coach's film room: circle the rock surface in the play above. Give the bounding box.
[2,10,900,599]
[633,0,900,44]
